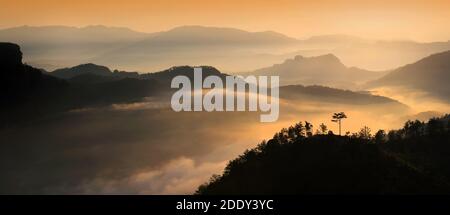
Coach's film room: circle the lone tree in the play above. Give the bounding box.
[331,112,347,136]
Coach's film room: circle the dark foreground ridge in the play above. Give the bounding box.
[197,115,450,194]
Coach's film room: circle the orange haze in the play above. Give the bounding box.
[1,0,450,42]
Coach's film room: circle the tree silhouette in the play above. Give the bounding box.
[317,123,328,135]
[294,122,305,138]
[305,121,313,137]
[358,126,372,140]
[374,130,387,144]
[331,112,347,135]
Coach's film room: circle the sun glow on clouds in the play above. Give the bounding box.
[72,157,227,194]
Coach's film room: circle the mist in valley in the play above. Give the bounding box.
[0,90,424,194]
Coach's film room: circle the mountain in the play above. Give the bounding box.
[2,25,450,72]
[0,25,149,44]
[49,63,139,82]
[141,65,225,84]
[0,25,150,69]
[0,42,67,106]
[95,27,450,72]
[247,54,385,88]
[366,50,450,101]
[197,115,450,194]
[296,35,450,71]
[0,43,163,128]
[48,61,404,107]
[280,85,405,106]
[93,25,301,72]
[135,26,299,46]
[51,63,113,79]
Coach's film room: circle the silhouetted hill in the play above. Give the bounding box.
[141,65,403,106]
[248,54,385,88]
[366,50,450,101]
[51,63,113,79]
[0,43,163,128]
[280,85,406,106]
[67,73,122,85]
[141,65,225,84]
[0,42,67,106]
[50,63,140,83]
[384,115,450,183]
[197,115,450,194]
[67,78,163,104]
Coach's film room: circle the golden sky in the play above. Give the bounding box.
[1,0,450,42]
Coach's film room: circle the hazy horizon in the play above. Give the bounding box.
[2,0,450,43]
[1,23,449,44]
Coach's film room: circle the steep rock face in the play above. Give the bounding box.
[0,42,22,68]
[0,42,66,105]
[1,42,29,102]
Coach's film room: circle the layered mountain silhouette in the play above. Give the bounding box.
[3,25,450,72]
[47,61,404,106]
[1,43,407,128]
[0,43,162,127]
[94,27,450,72]
[130,26,298,47]
[298,35,450,71]
[366,50,450,101]
[92,26,301,72]
[48,63,226,85]
[247,54,385,88]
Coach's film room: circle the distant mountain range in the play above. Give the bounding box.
[91,25,301,72]
[366,50,450,101]
[43,48,450,105]
[246,54,386,89]
[1,43,407,127]
[44,61,403,106]
[243,49,450,103]
[1,25,450,72]
[0,25,149,70]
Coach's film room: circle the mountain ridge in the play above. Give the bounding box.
[247,53,385,89]
[366,50,450,101]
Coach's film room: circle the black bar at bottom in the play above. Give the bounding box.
[1,195,450,214]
